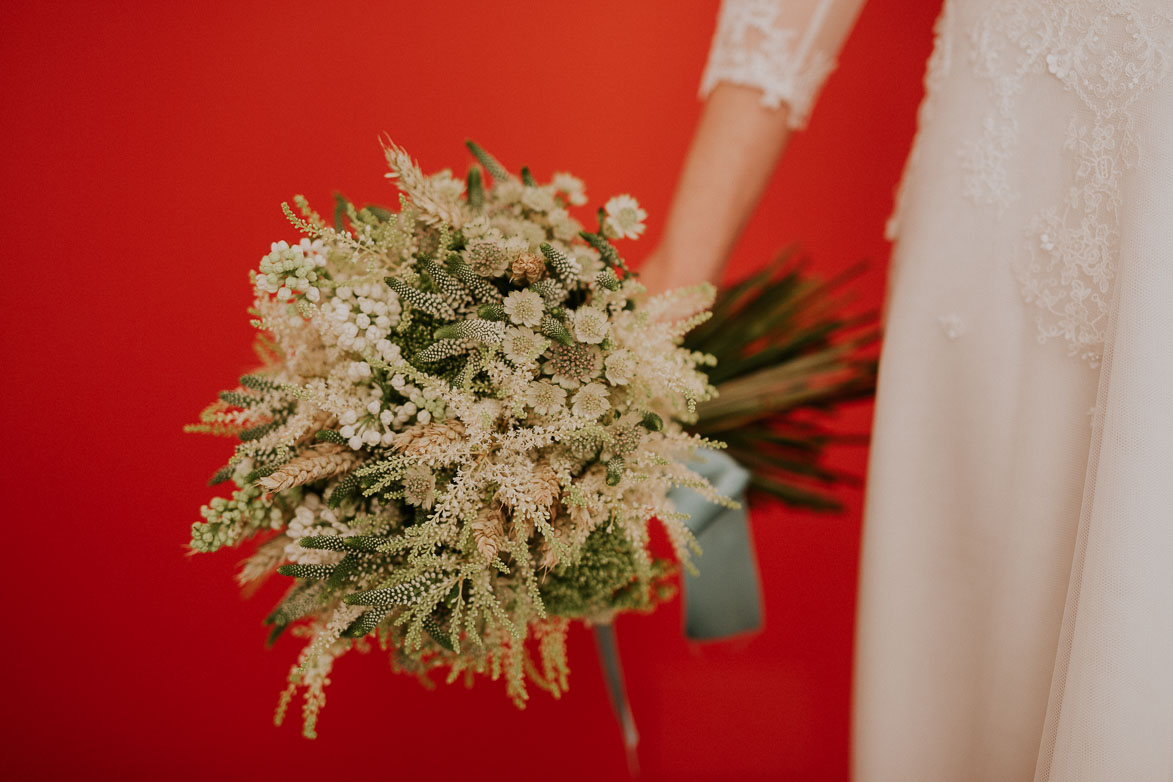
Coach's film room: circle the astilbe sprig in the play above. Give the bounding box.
[189,139,731,737]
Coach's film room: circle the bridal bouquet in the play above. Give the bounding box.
[188,140,733,738]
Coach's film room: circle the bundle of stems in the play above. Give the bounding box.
[683,250,879,510]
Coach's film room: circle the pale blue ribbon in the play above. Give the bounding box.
[594,449,764,768]
[672,448,763,640]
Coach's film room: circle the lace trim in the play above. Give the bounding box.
[964,0,1173,367]
[700,0,839,129]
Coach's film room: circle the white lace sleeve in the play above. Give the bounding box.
[699,0,867,129]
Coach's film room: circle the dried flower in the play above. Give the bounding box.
[510,252,545,284]
[402,465,436,509]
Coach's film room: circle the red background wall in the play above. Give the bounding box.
[1,2,939,780]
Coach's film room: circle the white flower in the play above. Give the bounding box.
[429,169,465,201]
[257,238,326,302]
[551,172,588,205]
[493,180,525,204]
[502,326,549,367]
[604,349,636,385]
[547,208,583,242]
[521,186,557,213]
[573,306,609,344]
[503,289,544,327]
[571,382,611,419]
[403,465,436,509]
[526,380,567,416]
[602,194,647,240]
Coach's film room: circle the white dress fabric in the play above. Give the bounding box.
[702,2,1173,780]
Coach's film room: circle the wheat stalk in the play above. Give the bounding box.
[258,446,360,492]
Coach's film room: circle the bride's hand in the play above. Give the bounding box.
[635,246,675,297]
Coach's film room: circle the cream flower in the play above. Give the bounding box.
[551,172,588,205]
[526,380,568,416]
[571,382,611,419]
[602,194,647,240]
[402,465,436,509]
[547,207,583,242]
[546,342,601,388]
[521,186,557,213]
[604,348,636,386]
[466,237,509,277]
[573,306,609,344]
[502,289,544,327]
[502,326,549,367]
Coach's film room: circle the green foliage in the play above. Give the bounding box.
[684,251,879,509]
[219,390,261,408]
[239,420,280,442]
[579,229,624,271]
[344,572,442,609]
[421,259,469,307]
[466,165,484,209]
[450,259,503,303]
[191,484,275,553]
[605,455,625,486]
[207,463,235,486]
[595,268,620,291]
[385,277,457,320]
[240,374,280,392]
[464,139,510,180]
[539,241,579,284]
[277,563,335,580]
[314,429,346,445]
[540,524,666,618]
[539,314,573,346]
[342,609,387,638]
[640,411,664,432]
[477,302,506,321]
[327,473,360,508]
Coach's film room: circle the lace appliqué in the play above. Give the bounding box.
[965,0,1173,367]
[938,313,966,341]
[700,0,838,129]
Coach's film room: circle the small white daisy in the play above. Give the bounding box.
[502,289,545,327]
[402,465,436,510]
[526,380,568,416]
[551,172,588,205]
[573,306,609,344]
[502,326,549,367]
[604,348,636,385]
[521,186,557,213]
[602,194,647,240]
[571,382,611,419]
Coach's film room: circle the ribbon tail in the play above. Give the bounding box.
[669,449,764,641]
[593,622,640,777]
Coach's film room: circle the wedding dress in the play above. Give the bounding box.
[702,1,1173,780]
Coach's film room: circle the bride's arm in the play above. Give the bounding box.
[641,0,866,294]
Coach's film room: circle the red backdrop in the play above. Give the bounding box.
[1,2,939,779]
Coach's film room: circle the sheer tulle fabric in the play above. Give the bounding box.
[703,1,1173,779]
